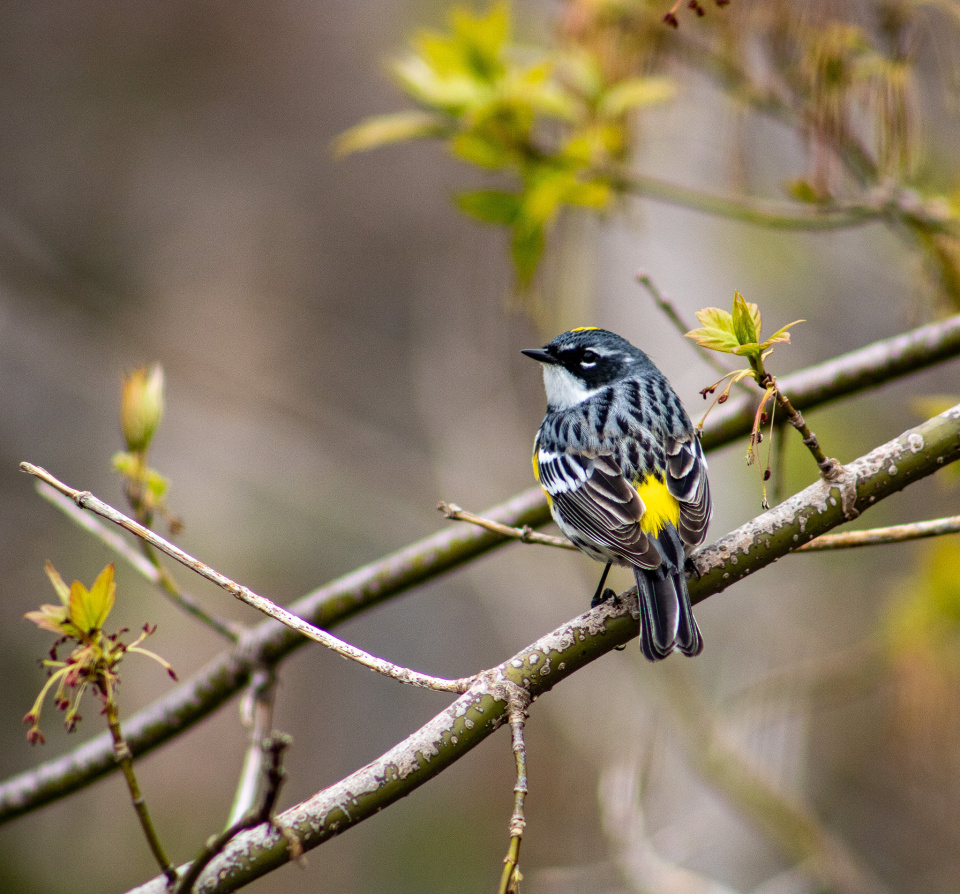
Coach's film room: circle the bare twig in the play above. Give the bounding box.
[36,483,242,641]
[21,463,474,695]
[438,501,575,550]
[636,271,741,383]
[442,503,960,557]
[175,733,296,894]
[605,168,887,231]
[498,686,531,894]
[799,515,960,551]
[764,379,842,480]
[105,702,177,886]
[227,670,278,827]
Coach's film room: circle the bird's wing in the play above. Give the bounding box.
[664,434,711,551]
[537,447,663,570]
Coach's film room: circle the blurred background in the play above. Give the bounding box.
[0,2,959,892]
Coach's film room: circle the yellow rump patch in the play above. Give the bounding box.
[635,474,680,536]
[570,326,599,332]
[532,442,552,506]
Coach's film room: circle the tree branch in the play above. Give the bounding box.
[21,463,474,695]
[3,316,960,824]
[124,404,960,893]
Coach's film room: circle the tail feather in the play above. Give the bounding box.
[634,527,703,661]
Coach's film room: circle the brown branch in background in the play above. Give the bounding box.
[20,463,474,695]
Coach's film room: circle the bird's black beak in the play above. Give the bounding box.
[521,347,558,364]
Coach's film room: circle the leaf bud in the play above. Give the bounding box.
[121,364,165,452]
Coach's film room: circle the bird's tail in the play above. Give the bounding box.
[634,528,702,661]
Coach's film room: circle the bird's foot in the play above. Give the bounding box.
[684,555,703,580]
[590,587,619,609]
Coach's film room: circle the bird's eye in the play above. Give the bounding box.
[581,350,598,367]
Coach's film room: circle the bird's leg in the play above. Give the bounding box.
[684,554,702,580]
[590,562,616,607]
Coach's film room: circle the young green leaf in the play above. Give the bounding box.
[732,291,760,345]
[334,111,449,157]
[456,190,521,224]
[597,76,676,118]
[69,564,116,634]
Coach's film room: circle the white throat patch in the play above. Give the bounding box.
[542,364,602,409]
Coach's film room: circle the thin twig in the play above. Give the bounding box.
[175,733,296,894]
[443,501,960,555]
[227,670,278,827]
[767,381,842,480]
[605,168,887,231]
[437,502,576,550]
[36,483,242,642]
[105,702,177,886]
[798,515,960,551]
[498,687,531,894]
[21,463,474,695]
[636,272,741,383]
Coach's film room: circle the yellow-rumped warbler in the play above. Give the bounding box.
[523,328,710,661]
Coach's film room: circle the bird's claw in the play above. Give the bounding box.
[591,587,619,609]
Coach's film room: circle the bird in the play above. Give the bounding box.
[523,327,711,661]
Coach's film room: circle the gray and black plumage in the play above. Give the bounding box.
[523,328,711,661]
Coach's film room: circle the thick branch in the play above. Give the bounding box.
[125,405,960,893]
[3,317,960,823]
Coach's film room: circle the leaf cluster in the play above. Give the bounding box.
[23,562,175,745]
[337,2,674,287]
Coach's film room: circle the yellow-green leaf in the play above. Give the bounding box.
[451,131,512,168]
[732,292,760,344]
[761,319,805,348]
[393,56,483,110]
[44,560,71,608]
[70,564,116,634]
[452,1,510,75]
[733,342,763,358]
[511,219,546,287]
[523,170,573,224]
[598,75,676,118]
[684,327,741,353]
[564,177,611,210]
[692,306,734,332]
[334,111,449,157]
[25,604,73,636]
[456,189,521,224]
